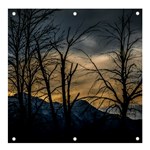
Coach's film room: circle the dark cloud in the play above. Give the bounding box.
[9,9,142,55]
[53,9,142,54]
[54,9,141,29]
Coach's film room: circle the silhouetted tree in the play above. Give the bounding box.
[34,36,60,126]
[81,10,142,120]
[50,22,100,129]
[9,9,27,118]
[8,9,57,126]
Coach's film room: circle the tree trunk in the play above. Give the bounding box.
[27,86,32,122]
[61,62,68,123]
[121,101,129,119]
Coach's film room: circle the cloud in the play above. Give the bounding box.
[9,48,142,108]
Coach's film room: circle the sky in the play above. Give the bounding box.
[52,9,142,107]
[8,9,142,108]
[53,9,142,54]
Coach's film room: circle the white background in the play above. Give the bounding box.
[0,0,149,149]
